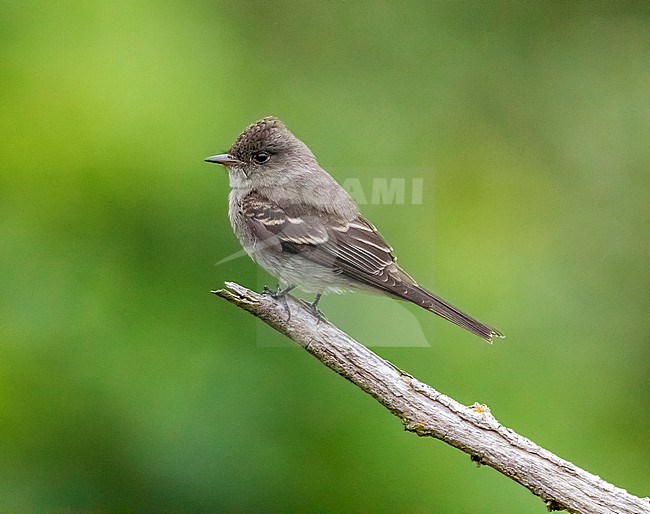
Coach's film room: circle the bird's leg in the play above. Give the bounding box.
[301,293,325,324]
[310,293,322,310]
[262,284,295,321]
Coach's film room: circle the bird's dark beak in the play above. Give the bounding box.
[205,153,242,166]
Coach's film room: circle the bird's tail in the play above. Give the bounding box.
[396,282,503,343]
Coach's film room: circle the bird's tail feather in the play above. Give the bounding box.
[397,283,503,343]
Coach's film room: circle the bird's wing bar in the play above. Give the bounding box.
[240,191,329,246]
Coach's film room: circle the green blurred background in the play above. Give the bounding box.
[2,1,648,512]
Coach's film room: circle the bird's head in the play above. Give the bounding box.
[205,117,318,189]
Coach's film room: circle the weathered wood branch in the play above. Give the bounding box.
[212,282,649,514]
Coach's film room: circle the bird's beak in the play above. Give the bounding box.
[204,153,242,167]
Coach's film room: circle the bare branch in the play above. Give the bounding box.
[213,282,649,514]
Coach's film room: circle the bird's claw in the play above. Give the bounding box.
[262,284,293,321]
[262,284,293,299]
[262,284,273,295]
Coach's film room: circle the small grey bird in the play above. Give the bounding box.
[206,117,503,342]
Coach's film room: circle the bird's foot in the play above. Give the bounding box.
[262,284,295,321]
[262,284,294,299]
[262,284,274,295]
[300,294,325,325]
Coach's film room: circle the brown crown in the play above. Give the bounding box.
[229,117,287,159]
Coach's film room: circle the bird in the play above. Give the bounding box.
[205,117,503,342]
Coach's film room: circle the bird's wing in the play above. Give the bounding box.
[240,190,410,291]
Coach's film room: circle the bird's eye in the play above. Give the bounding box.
[253,151,270,164]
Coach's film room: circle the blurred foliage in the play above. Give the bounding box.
[1,1,649,512]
